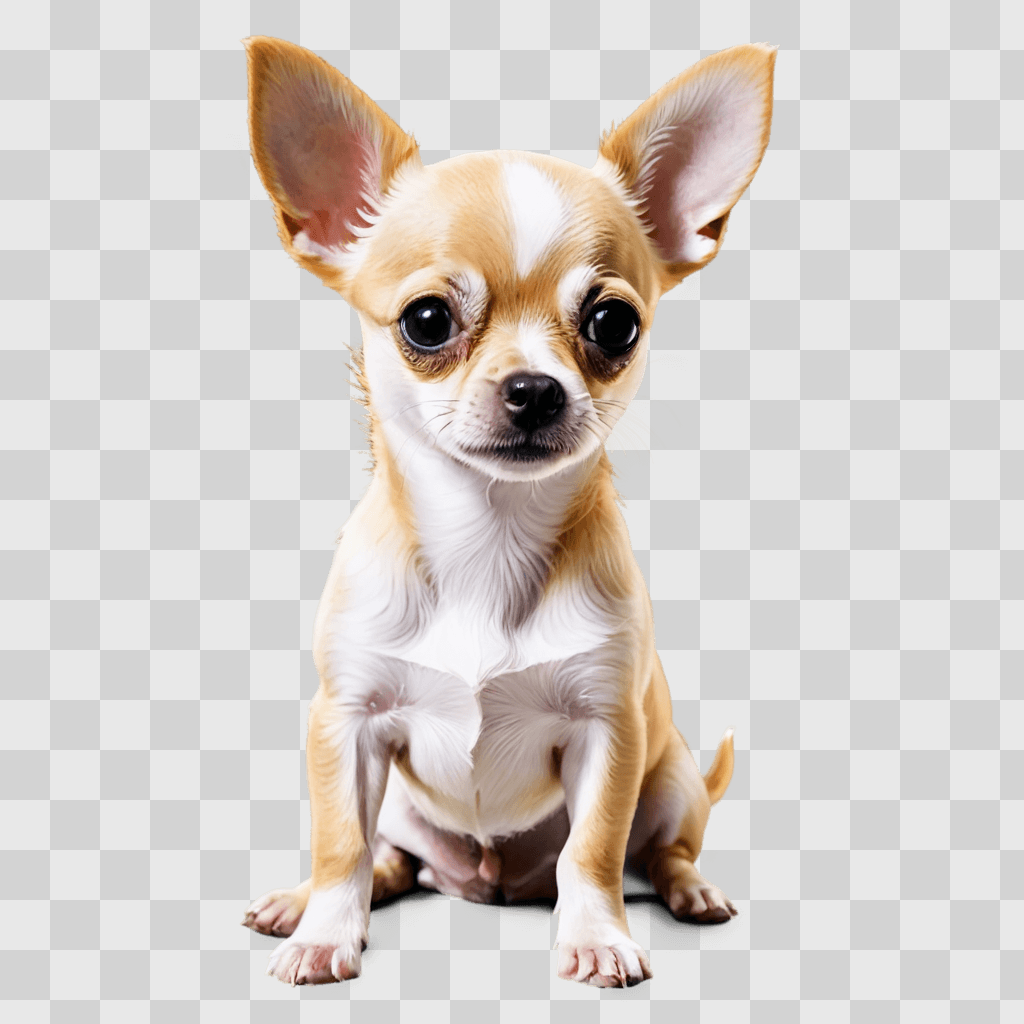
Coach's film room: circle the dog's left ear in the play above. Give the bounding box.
[598,43,776,292]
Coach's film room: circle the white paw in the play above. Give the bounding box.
[264,880,368,987]
[556,930,652,988]
[267,937,362,986]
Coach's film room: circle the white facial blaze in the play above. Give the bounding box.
[558,265,598,320]
[504,160,572,278]
[515,320,575,385]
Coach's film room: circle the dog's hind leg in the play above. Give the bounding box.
[244,878,311,938]
[629,725,737,923]
[371,836,416,902]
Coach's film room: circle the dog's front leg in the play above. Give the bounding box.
[554,694,652,987]
[267,686,391,986]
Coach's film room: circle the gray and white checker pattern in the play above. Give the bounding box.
[1,0,1022,1020]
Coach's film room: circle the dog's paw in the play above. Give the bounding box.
[666,877,737,924]
[243,884,309,938]
[263,880,370,986]
[556,933,652,988]
[267,938,361,986]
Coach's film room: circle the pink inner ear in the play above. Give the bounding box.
[642,121,707,263]
[263,80,378,250]
[635,77,767,265]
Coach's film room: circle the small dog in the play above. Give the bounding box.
[241,37,775,988]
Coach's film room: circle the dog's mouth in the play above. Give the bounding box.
[446,395,600,474]
[460,438,572,463]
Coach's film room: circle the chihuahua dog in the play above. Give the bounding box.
[241,37,775,988]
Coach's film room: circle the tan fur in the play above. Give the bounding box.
[570,709,647,933]
[546,453,638,606]
[306,691,366,888]
[702,729,735,804]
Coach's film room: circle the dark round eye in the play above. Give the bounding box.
[581,300,640,356]
[399,297,454,350]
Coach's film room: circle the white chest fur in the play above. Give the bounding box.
[318,448,635,842]
[323,554,630,840]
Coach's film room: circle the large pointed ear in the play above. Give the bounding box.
[598,43,776,291]
[244,36,421,291]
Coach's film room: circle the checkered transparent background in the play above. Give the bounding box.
[2,0,1023,1021]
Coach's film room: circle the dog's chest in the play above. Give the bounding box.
[328,561,624,838]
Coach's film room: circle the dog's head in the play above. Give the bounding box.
[246,38,775,482]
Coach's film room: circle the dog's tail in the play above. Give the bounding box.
[703,729,734,805]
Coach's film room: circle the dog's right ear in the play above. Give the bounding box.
[244,36,421,292]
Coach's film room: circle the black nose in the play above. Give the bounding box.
[501,373,565,431]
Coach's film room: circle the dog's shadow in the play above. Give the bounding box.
[374,863,728,931]
[247,866,726,957]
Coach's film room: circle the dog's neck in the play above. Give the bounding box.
[376,419,605,628]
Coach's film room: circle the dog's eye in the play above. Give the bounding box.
[399,297,454,350]
[581,300,640,356]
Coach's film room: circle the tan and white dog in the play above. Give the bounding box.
[241,37,775,989]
